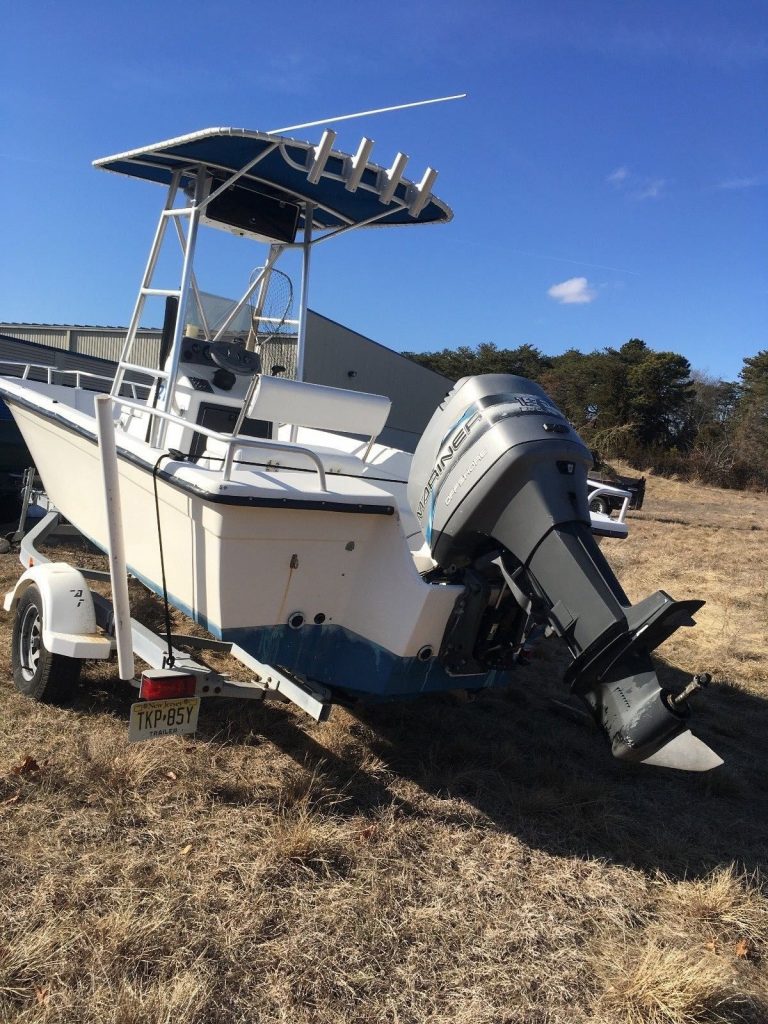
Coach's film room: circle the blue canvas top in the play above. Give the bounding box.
[94,127,452,232]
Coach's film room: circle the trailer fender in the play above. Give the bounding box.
[4,563,113,659]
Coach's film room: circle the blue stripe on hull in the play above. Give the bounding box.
[220,622,511,700]
[77,531,509,700]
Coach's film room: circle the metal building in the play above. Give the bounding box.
[0,313,449,451]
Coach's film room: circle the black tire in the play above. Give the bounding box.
[11,584,82,703]
[589,496,609,515]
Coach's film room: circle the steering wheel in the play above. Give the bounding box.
[209,341,261,376]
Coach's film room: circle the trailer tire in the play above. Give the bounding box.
[11,584,82,703]
[589,496,609,515]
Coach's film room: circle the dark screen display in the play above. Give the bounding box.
[206,185,300,243]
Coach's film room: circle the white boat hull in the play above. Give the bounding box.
[4,391,484,697]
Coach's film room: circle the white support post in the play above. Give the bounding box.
[95,396,134,682]
[295,204,313,385]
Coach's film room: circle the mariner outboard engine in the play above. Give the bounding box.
[408,374,722,771]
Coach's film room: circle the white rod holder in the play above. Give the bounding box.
[379,152,409,205]
[408,166,438,217]
[344,137,375,192]
[95,396,134,681]
[307,129,337,184]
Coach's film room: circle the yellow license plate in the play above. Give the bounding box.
[128,698,201,743]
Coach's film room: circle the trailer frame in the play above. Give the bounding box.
[5,507,333,732]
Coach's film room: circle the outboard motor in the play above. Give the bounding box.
[408,374,722,771]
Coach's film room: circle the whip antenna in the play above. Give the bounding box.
[270,93,467,134]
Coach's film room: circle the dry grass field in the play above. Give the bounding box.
[0,473,767,1024]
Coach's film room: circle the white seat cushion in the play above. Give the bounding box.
[246,375,391,438]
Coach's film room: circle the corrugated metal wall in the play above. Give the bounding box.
[0,335,148,394]
[0,325,161,368]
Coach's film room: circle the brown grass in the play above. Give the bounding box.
[0,475,767,1023]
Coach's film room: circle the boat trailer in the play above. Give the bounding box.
[4,505,333,742]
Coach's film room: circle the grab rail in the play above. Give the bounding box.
[0,360,151,400]
[587,481,632,524]
[113,397,328,491]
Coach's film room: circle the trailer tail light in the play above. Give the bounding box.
[140,669,197,700]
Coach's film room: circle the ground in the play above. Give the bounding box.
[0,473,766,1024]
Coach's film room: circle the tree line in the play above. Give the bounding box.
[402,340,768,490]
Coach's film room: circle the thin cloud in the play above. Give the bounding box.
[508,248,639,276]
[607,166,629,185]
[717,175,764,190]
[547,277,597,305]
[633,177,666,200]
[606,166,666,200]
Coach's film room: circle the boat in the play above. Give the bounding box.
[0,124,722,771]
[0,399,31,519]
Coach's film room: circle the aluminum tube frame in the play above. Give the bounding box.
[112,171,182,400]
[158,170,209,430]
[171,214,211,341]
[197,142,279,212]
[211,244,284,343]
[245,242,281,353]
[295,203,313,386]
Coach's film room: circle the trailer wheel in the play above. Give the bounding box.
[11,584,82,703]
[589,496,609,515]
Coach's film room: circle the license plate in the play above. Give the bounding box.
[128,698,201,743]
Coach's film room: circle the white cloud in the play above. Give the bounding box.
[547,277,597,304]
[633,177,666,200]
[607,166,629,185]
[607,166,667,200]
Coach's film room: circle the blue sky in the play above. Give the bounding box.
[1,0,765,381]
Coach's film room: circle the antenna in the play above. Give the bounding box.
[269,93,467,135]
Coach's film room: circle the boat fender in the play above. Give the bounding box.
[3,563,112,660]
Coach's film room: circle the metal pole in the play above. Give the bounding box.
[155,169,208,447]
[295,204,313,384]
[171,215,211,340]
[269,93,467,134]
[247,243,280,351]
[95,396,134,681]
[211,245,284,343]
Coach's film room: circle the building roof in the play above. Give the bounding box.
[0,322,160,332]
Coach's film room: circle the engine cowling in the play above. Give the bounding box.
[408,374,721,772]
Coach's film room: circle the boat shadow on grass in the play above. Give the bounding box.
[71,646,768,881]
[352,662,768,880]
[236,646,768,879]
